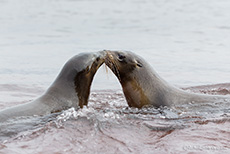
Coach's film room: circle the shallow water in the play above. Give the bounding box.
[0,85,230,153]
[1,0,230,153]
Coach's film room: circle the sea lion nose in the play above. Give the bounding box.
[102,50,113,60]
[96,50,108,59]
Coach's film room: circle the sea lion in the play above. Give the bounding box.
[105,50,229,108]
[0,51,105,122]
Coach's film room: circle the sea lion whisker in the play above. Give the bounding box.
[105,55,121,81]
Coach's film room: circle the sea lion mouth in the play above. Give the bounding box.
[105,51,121,81]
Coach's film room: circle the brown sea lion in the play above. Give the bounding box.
[105,50,229,108]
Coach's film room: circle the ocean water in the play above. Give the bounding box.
[0,0,230,153]
[1,0,230,89]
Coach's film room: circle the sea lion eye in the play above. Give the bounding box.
[118,54,126,61]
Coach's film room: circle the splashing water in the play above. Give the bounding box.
[0,84,230,153]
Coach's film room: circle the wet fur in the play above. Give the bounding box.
[105,50,230,108]
[0,52,105,122]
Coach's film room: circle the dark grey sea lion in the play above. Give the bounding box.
[0,51,105,122]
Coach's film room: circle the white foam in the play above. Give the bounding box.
[57,106,96,121]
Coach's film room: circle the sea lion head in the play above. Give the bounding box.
[105,50,154,108]
[54,51,106,108]
[105,50,143,80]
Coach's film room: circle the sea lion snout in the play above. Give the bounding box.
[104,50,114,60]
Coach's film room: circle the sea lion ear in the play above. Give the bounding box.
[137,63,143,67]
[135,60,143,67]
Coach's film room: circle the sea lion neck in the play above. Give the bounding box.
[74,67,92,108]
[123,64,174,108]
[43,69,79,110]
[43,55,91,108]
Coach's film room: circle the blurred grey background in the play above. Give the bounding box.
[0,0,230,90]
